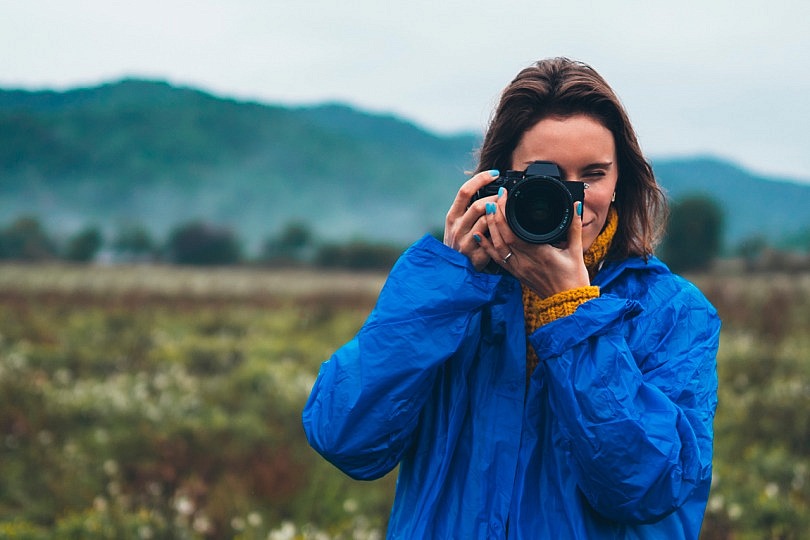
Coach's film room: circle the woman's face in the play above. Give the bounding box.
[511,114,619,252]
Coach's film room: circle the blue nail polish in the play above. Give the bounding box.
[489,169,500,178]
[498,187,505,198]
[486,202,496,215]
[473,233,482,243]
[576,202,583,217]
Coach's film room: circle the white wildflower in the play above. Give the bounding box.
[103,459,119,476]
[708,495,724,513]
[247,512,263,527]
[728,503,743,520]
[231,516,246,531]
[268,521,296,540]
[193,515,213,534]
[343,497,359,513]
[174,495,195,516]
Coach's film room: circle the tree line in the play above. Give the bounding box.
[0,216,405,270]
[0,194,807,272]
[661,195,810,273]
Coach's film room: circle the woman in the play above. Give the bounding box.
[303,57,720,539]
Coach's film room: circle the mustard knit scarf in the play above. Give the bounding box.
[522,207,618,376]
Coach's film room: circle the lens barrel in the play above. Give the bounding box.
[506,175,576,244]
[469,161,583,244]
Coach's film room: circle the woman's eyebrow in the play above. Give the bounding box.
[518,160,614,168]
[583,161,614,169]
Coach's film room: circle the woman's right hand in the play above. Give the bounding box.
[443,169,500,271]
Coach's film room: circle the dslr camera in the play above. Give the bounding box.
[472,161,585,244]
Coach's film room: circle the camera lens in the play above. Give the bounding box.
[507,177,573,243]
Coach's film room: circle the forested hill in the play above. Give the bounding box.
[1,78,808,251]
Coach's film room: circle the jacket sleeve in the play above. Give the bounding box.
[302,235,502,480]
[529,280,720,524]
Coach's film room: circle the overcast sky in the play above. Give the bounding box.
[2,0,809,182]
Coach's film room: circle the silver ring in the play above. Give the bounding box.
[502,251,513,264]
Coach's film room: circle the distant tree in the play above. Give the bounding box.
[735,235,768,271]
[166,221,241,266]
[113,225,156,261]
[314,240,402,270]
[64,226,103,262]
[780,226,810,253]
[0,216,57,261]
[261,221,315,265]
[661,195,724,273]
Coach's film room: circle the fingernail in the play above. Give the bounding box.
[473,233,482,243]
[486,202,496,215]
[576,202,583,217]
[489,169,500,178]
[498,187,505,198]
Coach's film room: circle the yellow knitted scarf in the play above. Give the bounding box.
[522,207,618,376]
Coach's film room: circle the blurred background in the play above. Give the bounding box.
[0,1,808,538]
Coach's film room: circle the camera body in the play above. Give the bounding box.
[473,161,585,244]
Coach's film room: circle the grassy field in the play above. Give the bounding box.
[0,263,808,539]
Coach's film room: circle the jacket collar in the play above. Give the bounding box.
[592,255,669,289]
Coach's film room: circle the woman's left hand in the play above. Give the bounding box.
[476,191,591,298]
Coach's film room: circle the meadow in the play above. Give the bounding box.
[0,263,807,539]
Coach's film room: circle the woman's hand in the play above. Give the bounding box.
[477,190,591,298]
[444,170,500,271]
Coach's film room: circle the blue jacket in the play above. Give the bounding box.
[303,235,720,539]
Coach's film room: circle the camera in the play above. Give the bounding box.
[472,161,585,244]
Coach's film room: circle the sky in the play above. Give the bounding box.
[2,0,809,182]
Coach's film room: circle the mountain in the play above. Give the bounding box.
[651,157,809,248]
[1,78,808,252]
[0,79,478,250]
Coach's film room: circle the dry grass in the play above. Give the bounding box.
[0,263,386,309]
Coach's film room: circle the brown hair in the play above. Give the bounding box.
[476,57,667,259]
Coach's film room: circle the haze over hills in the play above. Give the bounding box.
[1,78,808,253]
